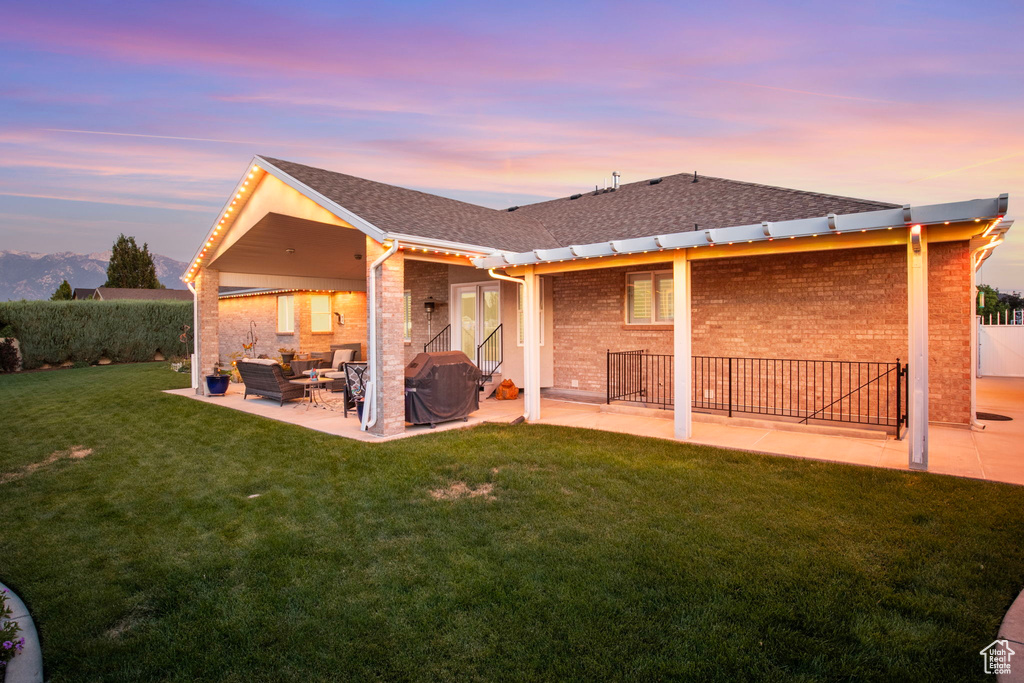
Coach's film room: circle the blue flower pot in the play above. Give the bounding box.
[205,374,229,396]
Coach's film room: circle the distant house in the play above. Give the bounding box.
[90,287,193,301]
[71,288,97,300]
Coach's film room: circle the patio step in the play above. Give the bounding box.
[479,373,502,400]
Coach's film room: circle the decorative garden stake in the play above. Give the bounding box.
[242,321,258,358]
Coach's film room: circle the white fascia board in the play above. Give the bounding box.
[255,156,388,243]
[387,233,495,256]
[472,195,1009,270]
[182,156,261,281]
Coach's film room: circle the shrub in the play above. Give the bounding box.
[0,588,24,671]
[0,300,192,370]
[0,339,18,373]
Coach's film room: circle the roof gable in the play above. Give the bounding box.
[258,157,560,252]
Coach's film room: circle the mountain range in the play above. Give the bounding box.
[0,250,189,301]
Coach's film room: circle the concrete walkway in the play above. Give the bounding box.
[167,377,1024,485]
[998,587,1024,682]
[0,581,42,683]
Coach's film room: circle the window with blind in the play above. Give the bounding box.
[626,271,673,324]
[277,295,295,333]
[310,294,331,332]
[517,279,544,346]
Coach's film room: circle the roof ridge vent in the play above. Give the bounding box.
[649,178,663,185]
[569,193,582,200]
[507,206,519,212]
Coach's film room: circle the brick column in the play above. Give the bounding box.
[195,267,220,395]
[366,237,405,436]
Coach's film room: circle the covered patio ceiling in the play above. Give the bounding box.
[209,212,367,282]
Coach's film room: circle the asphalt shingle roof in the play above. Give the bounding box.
[260,157,559,252]
[261,157,898,253]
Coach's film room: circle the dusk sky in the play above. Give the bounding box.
[1,0,1021,289]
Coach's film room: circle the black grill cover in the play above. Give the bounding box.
[404,351,482,425]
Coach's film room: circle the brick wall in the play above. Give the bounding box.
[927,241,971,424]
[218,294,295,362]
[404,259,449,364]
[218,291,367,363]
[550,242,972,424]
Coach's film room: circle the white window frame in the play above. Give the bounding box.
[625,270,673,325]
[403,290,412,342]
[310,293,332,333]
[277,294,295,334]
[517,277,544,346]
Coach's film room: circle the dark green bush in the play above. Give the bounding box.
[0,301,192,370]
[0,338,19,373]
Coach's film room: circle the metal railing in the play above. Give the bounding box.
[424,324,451,353]
[608,350,909,435]
[477,324,502,380]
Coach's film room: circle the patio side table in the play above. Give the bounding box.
[289,377,335,410]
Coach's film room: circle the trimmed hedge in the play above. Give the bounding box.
[0,300,193,370]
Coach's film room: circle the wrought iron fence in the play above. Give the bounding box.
[607,350,908,434]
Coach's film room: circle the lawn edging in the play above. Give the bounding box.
[0,582,42,683]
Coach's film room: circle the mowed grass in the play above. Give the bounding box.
[1,364,1023,681]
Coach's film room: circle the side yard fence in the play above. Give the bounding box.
[0,300,193,371]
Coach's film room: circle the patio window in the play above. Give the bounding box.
[403,291,412,342]
[277,295,295,334]
[626,271,673,324]
[310,294,331,333]
[517,278,544,346]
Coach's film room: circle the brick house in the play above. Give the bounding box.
[182,156,1012,469]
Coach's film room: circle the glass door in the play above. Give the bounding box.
[452,283,500,362]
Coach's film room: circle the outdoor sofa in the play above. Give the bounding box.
[236,358,306,405]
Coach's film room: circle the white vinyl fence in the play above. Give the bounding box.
[979,310,1024,377]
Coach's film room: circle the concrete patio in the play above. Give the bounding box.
[167,376,1023,484]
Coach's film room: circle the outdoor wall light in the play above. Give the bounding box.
[334,312,345,325]
[285,248,295,254]
[910,225,922,254]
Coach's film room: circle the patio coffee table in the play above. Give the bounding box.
[289,377,335,410]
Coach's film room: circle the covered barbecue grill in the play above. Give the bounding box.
[404,351,482,427]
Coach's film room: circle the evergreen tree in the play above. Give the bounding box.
[50,280,73,300]
[104,234,164,289]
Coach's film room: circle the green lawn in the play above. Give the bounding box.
[1,363,1023,681]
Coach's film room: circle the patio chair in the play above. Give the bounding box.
[236,358,306,405]
[341,362,369,418]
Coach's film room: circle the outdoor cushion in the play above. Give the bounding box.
[242,358,279,366]
[332,349,355,368]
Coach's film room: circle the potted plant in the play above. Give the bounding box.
[205,362,231,396]
[279,347,297,364]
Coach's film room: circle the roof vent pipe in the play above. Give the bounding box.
[692,171,698,183]
[612,171,620,189]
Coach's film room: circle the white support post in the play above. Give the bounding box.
[673,251,692,440]
[907,226,929,469]
[523,266,542,421]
